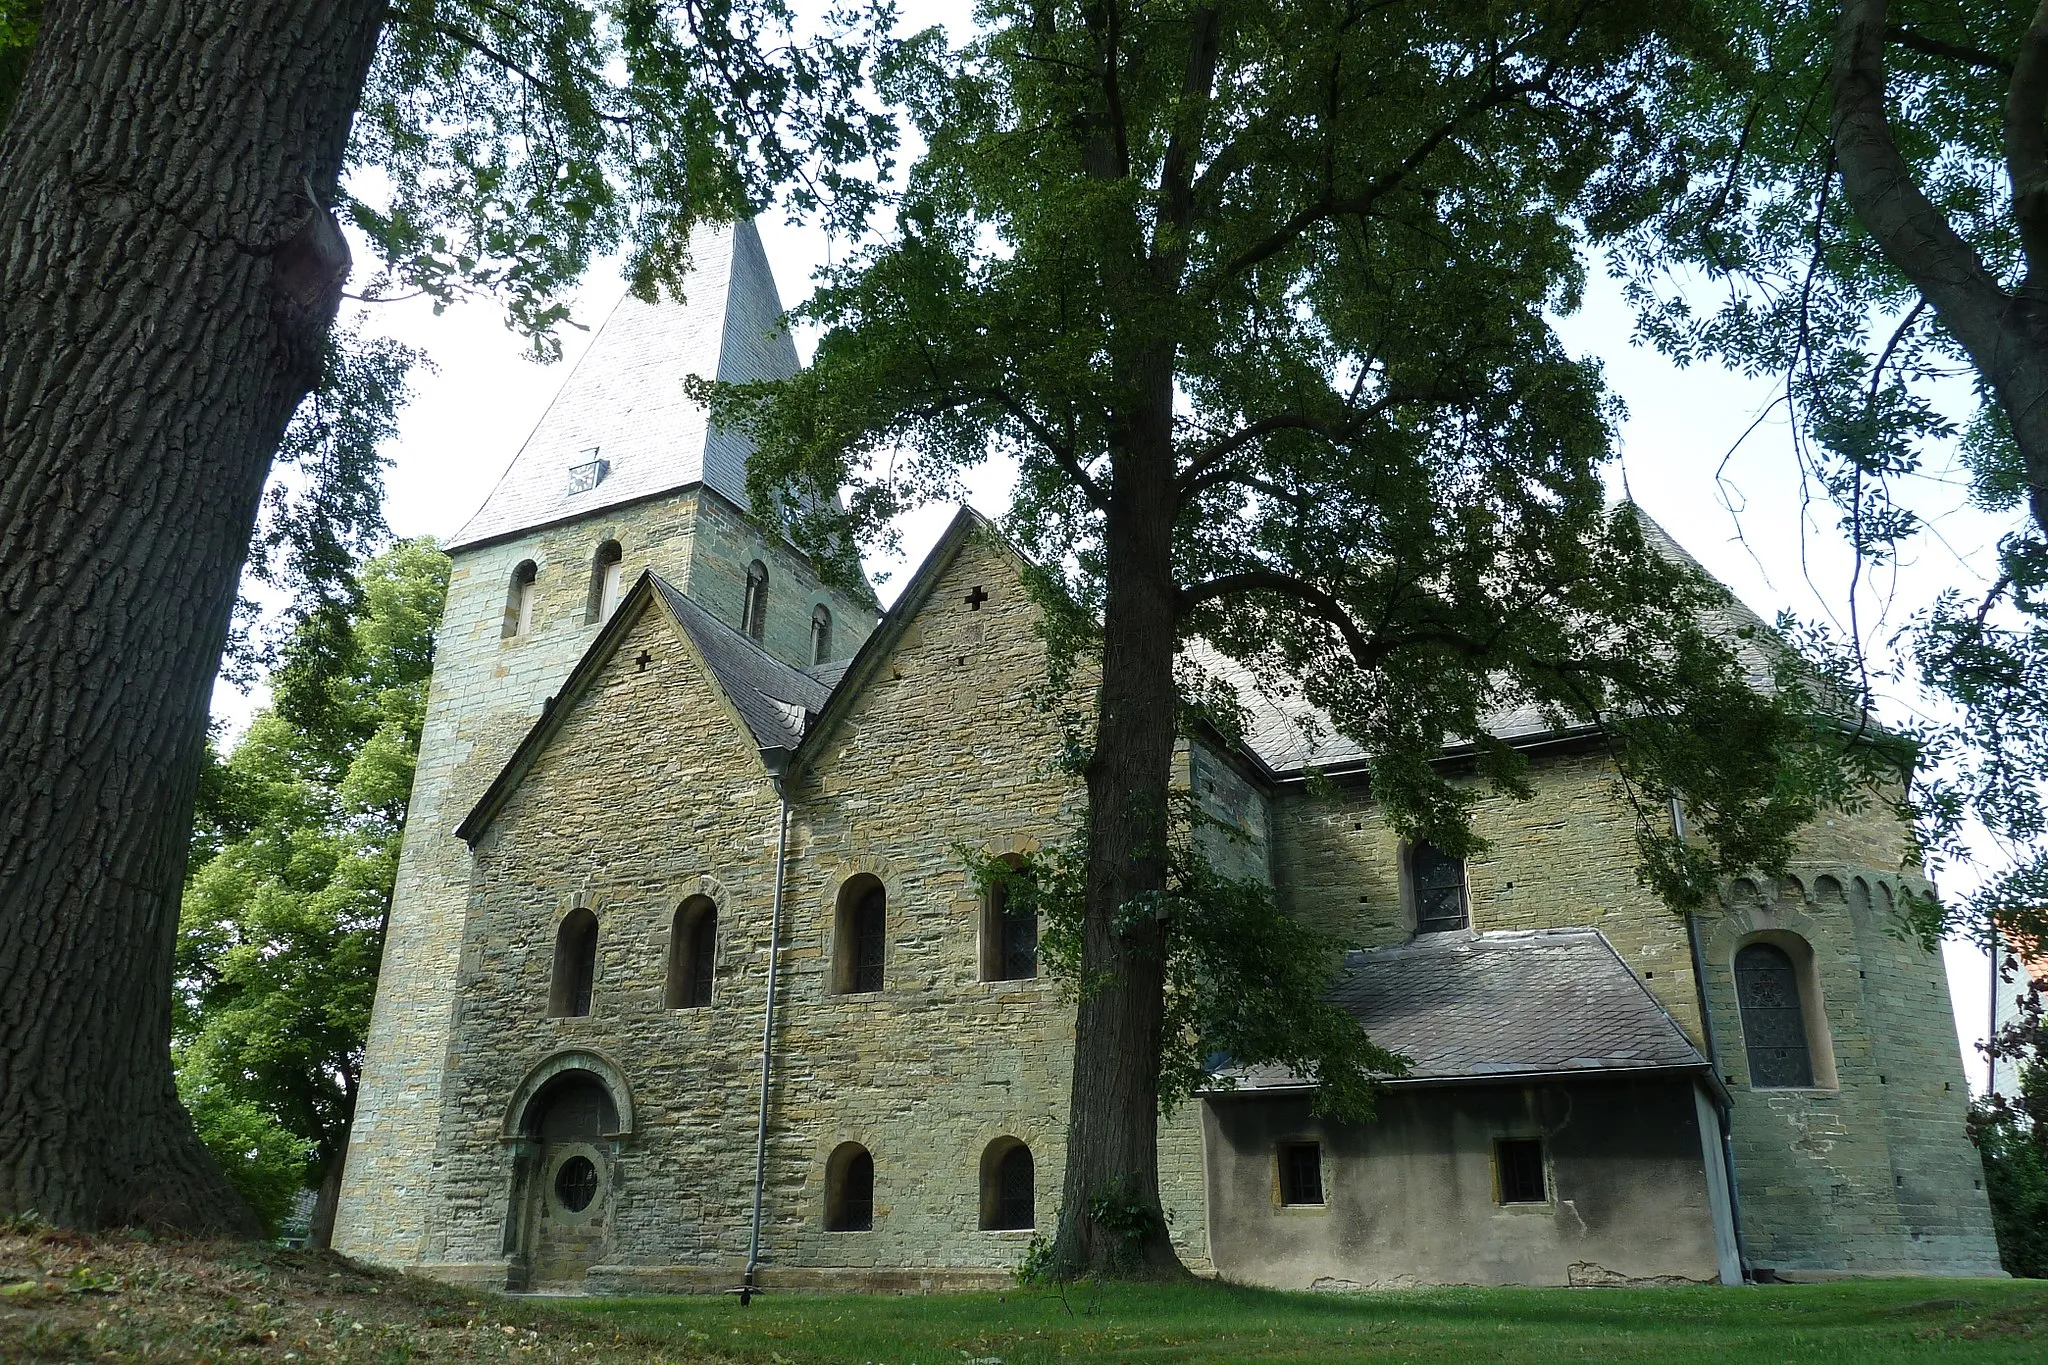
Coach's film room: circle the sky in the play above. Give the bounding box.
[218,2,2029,1093]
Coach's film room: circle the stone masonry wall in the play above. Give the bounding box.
[428,528,1208,1286]
[1266,756,2000,1275]
[336,488,874,1267]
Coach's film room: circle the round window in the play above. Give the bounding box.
[554,1156,598,1212]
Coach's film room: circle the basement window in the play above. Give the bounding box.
[1278,1142,1324,1206]
[1496,1138,1547,1204]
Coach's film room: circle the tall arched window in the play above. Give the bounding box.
[980,857,1037,982]
[1850,877,1873,918]
[1735,941,1814,1087]
[1409,840,1468,933]
[549,909,599,1017]
[743,560,769,642]
[825,1142,874,1231]
[586,540,623,624]
[980,1138,1034,1230]
[810,603,833,664]
[504,560,539,639]
[834,877,886,995]
[665,897,717,1009]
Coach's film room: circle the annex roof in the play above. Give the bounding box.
[446,219,798,551]
[1217,927,1711,1092]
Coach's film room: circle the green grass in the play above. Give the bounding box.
[564,1277,2048,1363]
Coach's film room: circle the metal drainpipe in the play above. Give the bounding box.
[1675,795,1751,1281]
[744,752,793,1301]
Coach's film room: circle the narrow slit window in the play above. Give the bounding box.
[549,909,598,1017]
[982,860,1038,982]
[1735,941,1816,1088]
[1497,1138,1546,1204]
[505,560,539,639]
[835,878,887,995]
[665,898,716,1009]
[811,603,833,664]
[1278,1141,1324,1206]
[1410,840,1468,933]
[586,540,623,624]
[743,560,769,642]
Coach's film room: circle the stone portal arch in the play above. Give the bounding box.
[501,1051,635,1289]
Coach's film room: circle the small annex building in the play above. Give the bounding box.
[334,220,2005,1291]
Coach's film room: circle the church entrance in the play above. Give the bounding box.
[514,1071,619,1287]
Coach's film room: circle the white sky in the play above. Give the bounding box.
[216,1,2027,1092]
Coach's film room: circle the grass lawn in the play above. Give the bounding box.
[566,1277,2048,1363]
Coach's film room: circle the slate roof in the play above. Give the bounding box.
[652,576,831,751]
[1218,927,1710,1091]
[446,219,799,551]
[1203,507,1794,776]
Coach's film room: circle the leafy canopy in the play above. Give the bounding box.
[717,0,1867,903]
[179,540,451,1224]
[1611,1,2048,940]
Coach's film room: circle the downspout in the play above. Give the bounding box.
[1675,795,1751,1281]
[744,747,794,1301]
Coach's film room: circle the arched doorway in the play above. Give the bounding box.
[514,1070,620,1286]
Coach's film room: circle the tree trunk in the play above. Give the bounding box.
[0,0,384,1232]
[1831,0,2048,534]
[1052,398,1188,1277]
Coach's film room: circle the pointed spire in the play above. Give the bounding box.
[446,219,797,550]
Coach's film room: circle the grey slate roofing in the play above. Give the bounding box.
[1199,507,1792,776]
[1218,928,1710,1091]
[652,576,832,751]
[446,219,799,551]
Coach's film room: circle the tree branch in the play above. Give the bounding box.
[1886,24,2013,75]
[1176,404,1391,493]
[2007,3,2048,280]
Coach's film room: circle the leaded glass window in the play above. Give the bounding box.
[851,887,885,993]
[1411,841,1468,933]
[1735,942,1815,1088]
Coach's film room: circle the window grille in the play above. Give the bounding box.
[1735,942,1815,1087]
[992,1145,1034,1229]
[986,869,1038,982]
[1497,1138,1546,1203]
[1278,1142,1324,1205]
[690,911,715,1006]
[554,1156,598,1212]
[1411,841,1468,933]
[851,887,885,993]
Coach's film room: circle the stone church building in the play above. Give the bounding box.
[333,221,2003,1290]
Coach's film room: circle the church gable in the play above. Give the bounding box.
[458,575,788,847]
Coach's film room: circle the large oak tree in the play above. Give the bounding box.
[0,0,886,1232]
[717,0,1867,1275]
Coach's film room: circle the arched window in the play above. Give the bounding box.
[585,540,623,624]
[980,857,1037,982]
[549,908,598,1018]
[834,877,887,994]
[1850,877,1872,918]
[825,1142,874,1231]
[1409,840,1467,933]
[665,897,717,1009]
[980,1138,1034,1230]
[1735,941,1814,1088]
[1778,874,1807,904]
[522,1072,619,1142]
[810,603,833,664]
[504,560,538,639]
[1814,874,1844,903]
[743,560,769,642]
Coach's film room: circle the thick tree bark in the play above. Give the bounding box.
[1831,0,2048,533]
[0,0,385,1231]
[1052,379,1188,1277]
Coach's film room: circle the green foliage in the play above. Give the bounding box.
[1611,2,2048,943]
[966,789,1407,1127]
[175,1073,314,1237]
[716,0,1865,908]
[350,1,898,346]
[178,540,450,1214]
[1974,973,2048,1277]
[0,0,37,127]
